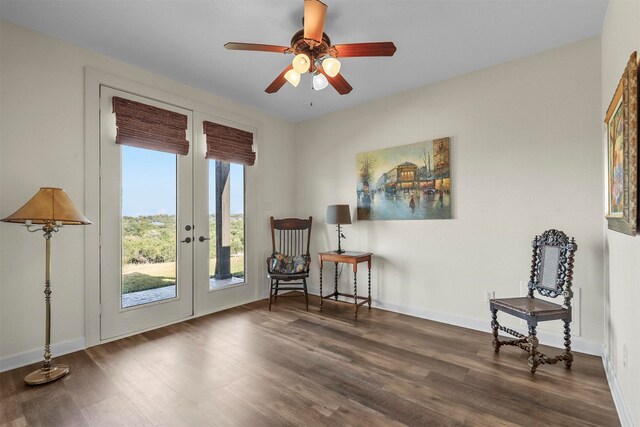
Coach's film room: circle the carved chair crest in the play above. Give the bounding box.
[528,229,577,301]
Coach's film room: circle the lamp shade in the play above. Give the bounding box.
[2,187,91,225]
[326,204,351,225]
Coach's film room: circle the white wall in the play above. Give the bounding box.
[601,1,640,425]
[0,21,296,364]
[295,38,604,351]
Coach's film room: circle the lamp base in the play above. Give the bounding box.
[334,249,345,254]
[24,364,69,385]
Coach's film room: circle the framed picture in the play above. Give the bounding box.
[605,51,638,236]
[356,137,451,221]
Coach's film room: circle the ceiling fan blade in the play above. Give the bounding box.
[303,0,327,45]
[319,67,352,95]
[265,65,294,94]
[224,42,290,54]
[333,42,397,58]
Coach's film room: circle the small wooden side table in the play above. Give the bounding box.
[318,251,373,317]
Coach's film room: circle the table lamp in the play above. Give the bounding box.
[1,187,91,385]
[326,204,351,254]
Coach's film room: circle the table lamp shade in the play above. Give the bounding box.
[2,187,91,225]
[326,204,351,225]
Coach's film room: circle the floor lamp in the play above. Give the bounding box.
[1,187,91,385]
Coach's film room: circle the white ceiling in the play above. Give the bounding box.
[0,0,607,123]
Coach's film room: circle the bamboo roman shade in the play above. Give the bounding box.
[203,121,255,166]
[112,96,189,155]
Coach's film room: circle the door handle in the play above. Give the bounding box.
[198,236,210,242]
[181,237,192,243]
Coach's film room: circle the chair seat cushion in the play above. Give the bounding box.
[491,297,567,317]
[270,252,307,274]
[268,272,309,280]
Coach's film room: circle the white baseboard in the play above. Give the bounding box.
[602,348,633,427]
[306,292,602,356]
[0,337,85,373]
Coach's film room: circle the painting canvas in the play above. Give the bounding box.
[604,51,638,236]
[356,138,452,221]
[607,96,624,216]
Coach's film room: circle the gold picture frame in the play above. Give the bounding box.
[605,51,638,236]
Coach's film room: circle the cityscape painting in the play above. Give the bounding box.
[356,138,451,221]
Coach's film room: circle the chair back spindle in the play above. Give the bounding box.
[270,217,312,258]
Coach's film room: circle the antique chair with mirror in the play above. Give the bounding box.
[267,216,313,311]
[489,229,577,373]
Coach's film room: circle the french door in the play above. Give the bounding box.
[99,87,194,340]
[99,87,254,341]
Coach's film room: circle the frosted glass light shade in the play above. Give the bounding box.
[284,69,301,87]
[312,73,329,90]
[292,54,311,74]
[322,57,341,77]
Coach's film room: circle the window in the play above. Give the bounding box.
[208,161,245,289]
[121,146,178,308]
[202,120,253,290]
[111,95,189,309]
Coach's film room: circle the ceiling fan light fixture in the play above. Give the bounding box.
[312,72,329,90]
[292,53,311,74]
[322,57,341,77]
[225,0,395,95]
[285,69,301,87]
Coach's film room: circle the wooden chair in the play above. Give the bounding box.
[267,216,313,311]
[490,229,577,373]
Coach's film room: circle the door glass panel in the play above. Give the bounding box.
[209,160,245,290]
[121,145,178,308]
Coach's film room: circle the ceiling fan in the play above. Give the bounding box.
[224,0,397,95]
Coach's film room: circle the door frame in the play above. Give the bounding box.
[84,68,264,347]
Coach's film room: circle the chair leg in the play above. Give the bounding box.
[274,280,279,300]
[563,320,573,369]
[491,308,500,353]
[528,324,540,374]
[268,278,274,311]
[302,278,309,311]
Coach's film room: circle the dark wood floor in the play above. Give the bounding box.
[1,294,619,426]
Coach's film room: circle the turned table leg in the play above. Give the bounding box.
[367,259,372,310]
[353,271,358,318]
[334,262,339,300]
[319,259,323,310]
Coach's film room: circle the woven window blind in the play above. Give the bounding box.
[203,121,255,166]
[112,96,189,155]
